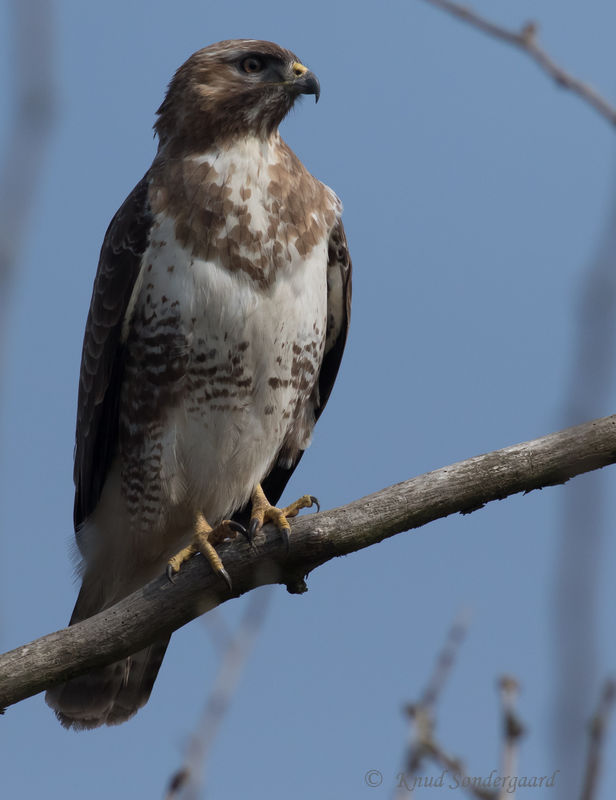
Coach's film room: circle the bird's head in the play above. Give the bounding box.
[154,39,320,152]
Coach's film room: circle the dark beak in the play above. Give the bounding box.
[293,70,321,103]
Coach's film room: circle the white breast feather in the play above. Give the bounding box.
[137,139,331,523]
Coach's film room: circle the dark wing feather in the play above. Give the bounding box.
[234,217,352,521]
[73,175,153,532]
[314,217,352,418]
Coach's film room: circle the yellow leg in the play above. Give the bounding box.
[166,513,243,588]
[248,483,319,547]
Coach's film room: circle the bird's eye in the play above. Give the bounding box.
[241,56,264,74]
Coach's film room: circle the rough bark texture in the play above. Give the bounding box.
[1,414,616,712]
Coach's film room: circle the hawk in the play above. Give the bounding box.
[45,39,351,729]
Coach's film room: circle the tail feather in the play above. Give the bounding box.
[46,639,170,730]
[45,569,170,730]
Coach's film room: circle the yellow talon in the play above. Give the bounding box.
[248,484,319,546]
[166,514,242,588]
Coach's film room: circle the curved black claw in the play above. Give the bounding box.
[247,517,261,543]
[229,519,253,546]
[309,495,320,513]
[281,526,291,553]
[218,518,252,547]
[227,520,247,536]
[218,566,233,591]
[166,564,177,584]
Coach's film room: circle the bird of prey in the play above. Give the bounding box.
[45,39,351,729]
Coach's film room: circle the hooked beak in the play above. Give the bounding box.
[290,61,321,103]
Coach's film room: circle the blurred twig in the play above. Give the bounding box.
[579,679,616,800]
[419,0,616,127]
[0,0,55,365]
[416,609,470,714]
[397,615,527,800]
[397,618,527,800]
[497,677,524,800]
[396,612,479,799]
[165,588,271,800]
[554,195,616,794]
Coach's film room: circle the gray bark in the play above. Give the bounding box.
[1,413,616,712]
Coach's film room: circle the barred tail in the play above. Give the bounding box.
[45,572,170,730]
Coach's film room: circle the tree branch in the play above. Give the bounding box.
[497,676,525,800]
[396,612,478,800]
[580,678,616,800]
[2,414,616,712]
[419,0,616,127]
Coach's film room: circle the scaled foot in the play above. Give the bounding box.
[166,513,244,589]
[248,483,319,547]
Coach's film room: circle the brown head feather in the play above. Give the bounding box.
[154,39,313,153]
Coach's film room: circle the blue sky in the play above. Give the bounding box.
[2,1,616,798]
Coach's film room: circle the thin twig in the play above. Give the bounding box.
[419,0,616,127]
[579,679,616,800]
[553,186,616,793]
[498,676,524,800]
[201,607,234,652]
[165,588,271,800]
[398,612,470,790]
[397,613,496,800]
[426,742,495,800]
[419,609,471,712]
[2,413,616,710]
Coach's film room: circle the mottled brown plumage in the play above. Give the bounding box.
[46,39,351,729]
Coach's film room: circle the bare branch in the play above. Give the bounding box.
[398,614,495,800]
[580,679,616,800]
[1,414,616,711]
[419,609,470,712]
[498,677,525,800]
[397,612,473,799]
[419,0,616,127]
[397,629,527,800]
[553,186,616,791]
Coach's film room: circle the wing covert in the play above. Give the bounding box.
[73,175,153,531]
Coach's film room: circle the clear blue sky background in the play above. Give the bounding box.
[1,1,616,798]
